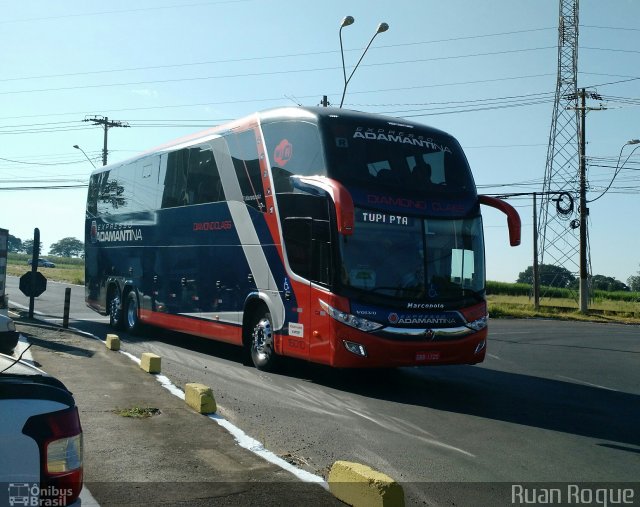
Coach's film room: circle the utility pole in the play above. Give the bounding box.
[83,116,129,166]
[571,88,605,313]
[533,192,540,310]
[578,89,588,313]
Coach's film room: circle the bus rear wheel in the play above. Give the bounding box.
[250,312,277,371]
[125,291,140,333]
[109,290,124,330]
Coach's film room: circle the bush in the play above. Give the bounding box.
[486,281,531,296]
[487,280,640,302]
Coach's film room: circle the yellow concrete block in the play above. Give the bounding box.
[105,334,120,351]
[185,383,217,414]
[328,461,404,507]
[140,352,161,374]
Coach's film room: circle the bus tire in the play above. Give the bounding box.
[109,289,124,330]
[249,311,277,371]
[125,291,140,333]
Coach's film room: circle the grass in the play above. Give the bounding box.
[113,406,161,418]
[487,294,640,324]
[7,253,84,285]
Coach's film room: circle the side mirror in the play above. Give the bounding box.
[479,195,521,247]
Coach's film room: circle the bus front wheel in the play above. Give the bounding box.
[249,312,277,371]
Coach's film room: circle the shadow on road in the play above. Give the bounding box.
[59,317,640,451]
[305,364,640,450]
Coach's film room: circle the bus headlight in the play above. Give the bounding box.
[319,300,383,332]
[466,315,488,332]
[343,340,368,357]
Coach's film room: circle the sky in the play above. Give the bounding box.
[1,0,638,284]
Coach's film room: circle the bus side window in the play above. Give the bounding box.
[97,169,126,214]
[87,173,101,217]
[228,130,265,212]
[282,218,312,279]
[135,156,161,210]
[161,149,189,208]
[187,146,224,204]
[310,219,332,286]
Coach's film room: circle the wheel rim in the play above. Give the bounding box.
[252,318,273,363]
[110,295,121,325]
[127,296,138,329]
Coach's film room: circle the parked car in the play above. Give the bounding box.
[27,258,56,268]
[0,352,83,506]
[0,313,19,354]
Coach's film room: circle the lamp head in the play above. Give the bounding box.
[73,144,79,149]
[376,22,389,33]
[627,139,640,145]
[340,15,354,28]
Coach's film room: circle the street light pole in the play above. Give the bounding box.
[339,17,389,108]
[73,144,97,169]
[339,15,354,102]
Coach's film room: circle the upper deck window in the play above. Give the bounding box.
[322,118,476,197]
[262,120,326,194]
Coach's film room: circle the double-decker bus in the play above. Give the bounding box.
[85,107,520,370]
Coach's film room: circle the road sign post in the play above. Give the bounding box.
[19,271,47,298]
[22,228,46,318]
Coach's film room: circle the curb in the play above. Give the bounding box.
[328,460,404,507]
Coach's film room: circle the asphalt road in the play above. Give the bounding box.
[7,275,640,505]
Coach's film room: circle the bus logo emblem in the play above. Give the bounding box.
[274,139,293,167]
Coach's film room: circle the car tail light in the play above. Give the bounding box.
[22,406,83,504]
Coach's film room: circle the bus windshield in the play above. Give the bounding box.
[340,209,485,301]
[322,116,475,197]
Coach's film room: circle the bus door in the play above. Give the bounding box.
[280,207,333,362]
[281,216,312,360]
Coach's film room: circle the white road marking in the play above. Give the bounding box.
[346,408,475,458]
[94,334,328,487]
[556,375,617,392]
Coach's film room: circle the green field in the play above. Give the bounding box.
[486,281,640,324]
[7,253,84,285]
[6,254,639,324]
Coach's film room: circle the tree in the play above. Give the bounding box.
[49,237,84,258]
[628,266,640,292]
[591,275,629,292]
[7,234,22,253]
[22,239,44,256]
[517,264,576,288]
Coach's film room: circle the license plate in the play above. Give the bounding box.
[416,351,440,361]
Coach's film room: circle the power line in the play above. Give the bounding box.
[0,184,87,191]
[0,47,557,97]
[0,27,556,84]
[0,72,557,122]
[580,24,640,32]
[0,0,251,25]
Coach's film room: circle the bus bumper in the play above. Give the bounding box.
[329,326,488,368]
